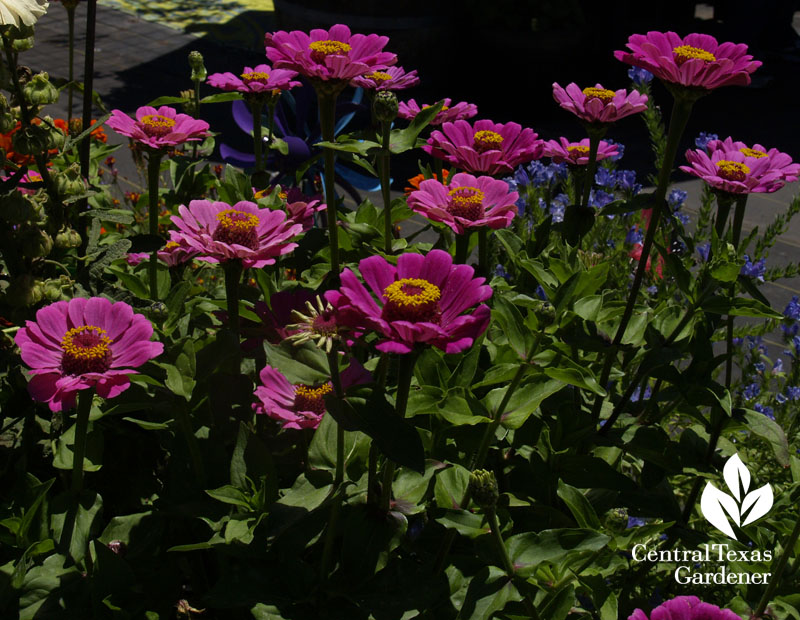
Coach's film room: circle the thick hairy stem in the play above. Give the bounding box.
[318,92,340,280]
[380,120,393,254]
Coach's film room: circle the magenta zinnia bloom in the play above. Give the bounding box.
[552,82,648,124]
[14,297,164,412]
[207,63,301,95]
[407,172,518,235]
[614,32,761,90]
[424,119,544,176]
[285,198,326,231]
[106,105,209,150]
[350,65,419,91]
[158,235,198,267]
[680,140,800,194]
[398,98,478,125]
[265,24,396,82]
[254,359,371,430]
[325,250,492,354]
[629,596,742,620]
[543,137,619,166]
[170,200,301,269]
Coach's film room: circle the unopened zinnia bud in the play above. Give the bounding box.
[531,300,555,328]
[373,90,399,124]
[54,227,82,249]
[23,72,59,106]
[469,469,499,510]
[188,51,207,82]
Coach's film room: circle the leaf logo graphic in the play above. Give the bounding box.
[700,454,773,540]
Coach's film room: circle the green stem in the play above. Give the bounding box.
[579,131,602,208]
[67,6,75,123]
[590,98,695,422]
[455,233,469,265]
[725,195,748,388]
[223,260,243,337]
[250,101,264,173]
[753,515,800,618]
[380,120,392,254]
[71,389,93,495]
[192,79,201,160]
[147,153,163,300]
[266,99,276,149]
[379,352,418,512]
[319,485,345,588]
[175,405,206,487]
[318,92,340,280]
[326,350,345,487]
[478,228,488,277]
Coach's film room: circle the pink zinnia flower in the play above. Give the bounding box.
[680,141,800,194]
[407,172,518,235]
[14,297,164,412]
[424,119,544,176]
[106,105,210,151]
[614,32,761,90]
[543,137,619,166]
[254,359,371,430]
[158,235,198,267]
[207,63,301,95]
[285,198,326,231]
[170,199,302,269]
[265,24,397,82]
[126,252,149,266]
[552,82,648,124]
[325,249,492,354]
[398,98,478,125]
[350,65,419,91]
[629,596,742,620]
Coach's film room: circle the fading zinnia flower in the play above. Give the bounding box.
[14,297,163,411]
[106,105,209,151]
[325,249,492,354]
[0,0,48,27]
[407,172,518,235]
[265,23,396,83]
[680,140,800,194]
[207,63,301,96]
[170,199,301,269]
[629,596,742,620]
[614,31,761,91]
[254,358,371,430]
[543,137,619,166]
[424,119,544,176]
[350,66,419,91]
[398,98,478,125]
[552,82,648,124]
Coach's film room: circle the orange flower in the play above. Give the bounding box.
[404,169,449,195]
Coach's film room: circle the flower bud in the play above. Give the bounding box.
[54,163,85,197]
[188,51,207,82]
[531,300,555,328]
[23,72,59,106]
[11,124,49,155]
[19,225,53,258]
[179,89,198,117]
[469,469,499,510]
[373,90,398,124]
[147,301,169,322]
[6,274,44,307]
[1,191,36,223]
[55,227,82,249]
[42,276,72,302]
[603,507,629,534]
[41,116,66,151]
[106,540,127,555]
[0,93,15,133]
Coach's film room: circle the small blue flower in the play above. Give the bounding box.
[626,225,643,245]
[697,243,711,262]
[782,323,799,337]
[607,239,616,249]
[606,140,625,162]
[742,382,760,401]
[627,516,647,528]
[776,393,787,404]
[646,285,658,295]
[589,189,615,208]
[615,169,641,194]
[787,386,800,401]
[772,358,784,374]
[754,362,766,372]
[495,264,510,281]
[753,403,775,420]
[549,193,568,223]
[732,337,743,346]
[667,189,688,209]
[628,66,654,86]
[535,285,547,300]
[631,385,652,402]
[594,167,617,189]
[784,296,800,320]
[695,132,719,152]
[675,212,690,225]
[741,255,766,282]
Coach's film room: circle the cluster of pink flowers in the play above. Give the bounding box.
[630,596,742,620]
[681,137,800,194]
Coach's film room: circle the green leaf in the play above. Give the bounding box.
[599,191,654,216]
[556,480,601,529]
[199,92,243,104]
[49,490,103,565]
[507,529,610,577]
[492,296,531,359]
[147,95,189,106]
[544,367,606,396]
[701,296,782,319]
[52,422,103,472]
[388,100,444,154]
[742,409,790,466]
[456,566,521,620]
[206,485,252,509]
[316,136,381,155]
[435,509,490,539]
[307,411,364,473]
[486,379,566,429]
[434,464,470,509]
[231,422,248,489]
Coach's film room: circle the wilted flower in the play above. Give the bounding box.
[14,297,164,411]
[287,295,340,352]
[0,0,48,27]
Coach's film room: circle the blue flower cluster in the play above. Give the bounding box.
[740,255,766,282]
[508,161,568,190]
[539,194,569,223]
[594,167,642,195]
[695,132,719,152]
[627,66,654,87]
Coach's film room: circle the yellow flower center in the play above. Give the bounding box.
[164,241,180,251]
[740,147,767,159]
[309,40,352,62]
[213,209,260,249]
[61,325,113,375]
[716,160,750,182]
[448,186,485,221]
[383,278,441,323]
[241,71,270,85]
[294,383,333,415]
[567,145,591,159]
[582,87,615,103]
[673,45,716,65]
[473,130,504,153]
[365,71,392,82]
[140,114,176,137]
